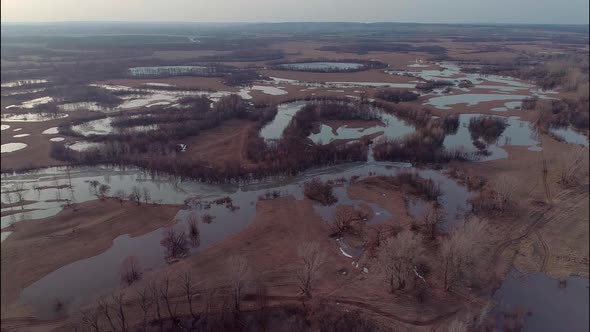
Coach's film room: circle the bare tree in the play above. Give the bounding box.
[14,183,26,210]
[332,205,366,235]
[377,231,423,293]
[135,285,153,331]
[98,184,111,201]
[131,186,142,205]
[187,213,200,248]
[296,241,325,298]
[162,227,189,259]
[120,256,142,286]
[149,281,163,323]
[112,292,128,331]
[79,308,101,332]
[180,272,199,321]
[441,217,488,291]
[142,187,151,205]
[97,297,117,332]
[88,180,100,195]
[114,189,126,205]
[160,275,177,321]
[421,203,444,239]
[227,255,250,312]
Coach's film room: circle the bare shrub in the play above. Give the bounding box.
[162,227,190,260]
[180,272,199,320]
[135,284,153,331]
[79,308,100,332]
[187,213,200,248]
[114,189,126,205]
[297,241,325,298]
[142,187,151,204]
[332,205,368,235]
[202,213,214,224]
[120,256,142,286]
[468,116,508,144]
[303,178,337,205]
[441,217,488,291]
[421,203,444,239]
[491,175,519,211]
[557,146,588,187]
[377,231,423,292]
[98,184,110,200]
[131,186,142,205]
[227,255,250,312]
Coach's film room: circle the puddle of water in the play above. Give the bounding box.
[259,100,308,140]
[550,127,589,147]
[443,114,540,161]
[1,88,47,97]
[426,94,530,110]
[144,83,174,87]
[1,143,27,153]
[49,137,65,142]
[5,96,54,109]
[65,141,105,152]
[277,62,364,71]
[1,125,10,131]
[129,66,208,77]
[42,127,59,135]
[1,113,68,122]
[13,134,30,138]
[58,102,107,112]
[13,128,22,132]
[494,271,589,332]
[1,231,12,242]
[1,79,49,88]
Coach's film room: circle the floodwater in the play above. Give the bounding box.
[1,125,10,131]
[1,160,472,319]
[58,102,107,112]
[1,143,27,153]
[49,137,65,142]
[129,66,208,77]
[71,117,158,137]
[5,96,54,109]
[65,141,105,152]
[426,94,531,110]
[42,127,59,135]
[308,112,415,144]
[1,79,49,88]
[1,112,68,122]
[550,127,589,147]
[238,85,288,100]
[277,62,364,71]
[13,134,30,138]
[443,114,540,161]
[259,100,308,140]
[494,270,589,332]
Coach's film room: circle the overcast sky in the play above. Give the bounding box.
[2,0,589,24]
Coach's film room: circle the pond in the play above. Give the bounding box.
[71,117,158,137]
[277,62,364,71]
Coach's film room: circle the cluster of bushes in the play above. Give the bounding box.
[441,114,460,134]
[223,70,264,86]
[468,116,508,144]
[415,80,454,91]
[374,89,419,103]
[303,178,337,205]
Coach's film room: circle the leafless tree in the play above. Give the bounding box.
[332,205,366,235]
[159,275,177,321]
[149,281,163,323]
[97,297,117,332]
[14,183,26,210]
[180,272,199,320]
[131,186,142,205]
[297,241,325,298]
[88,180,100,196]
[187,213,200,248]
[135,285,153,332]
[79,308,101,332]
[441,217,488,291]
[112,292,128,331]
[377,231,423,293]
[421,203,444,239]
[120,256,142,286]
[227,255,250,312]
[142,187,151,205]
[98,184,111,201]
[162,227,189,259]
[114,189,126,205]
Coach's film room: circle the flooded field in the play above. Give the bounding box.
[1,112,68,122]
[1,159,472,318]
[5,96,54,109]
[494,271,589,332]
[71,117,158,137]
[259,100,308,140]
[1,79,49,88]
[550,126,589,147]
